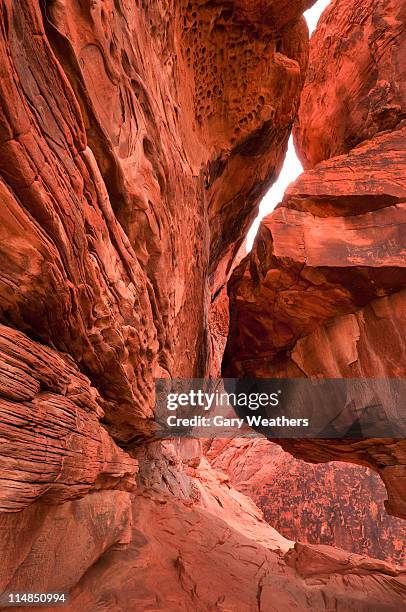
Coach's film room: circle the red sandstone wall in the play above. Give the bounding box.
[208,439,405,566]
[224,0,406,521]
[0,0,404,608]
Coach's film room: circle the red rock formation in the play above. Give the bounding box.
[210,252,405,567]
[225,0,406,521]
[209,242,245,376]
[0,0,309,441]
[208,438,406,566]
[0,0,405,609]
[0,491,133,594]
[209,286,230,378]
[225,126,406,379]
[295,0,406,168]
[44,444,406,611]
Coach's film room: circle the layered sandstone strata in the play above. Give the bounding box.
[224,0,406,520]
[0,0,405,609]
[43,442,406,611]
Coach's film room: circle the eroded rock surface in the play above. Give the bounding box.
[0,0,310,442]
[295,0,406,167]
[0,0,405,608]
[208,438,406,566]
[225,126,406,378]
[0,490,133,594]
[0,324,137,511]
[224,0,406,520]
[44,444,406,612]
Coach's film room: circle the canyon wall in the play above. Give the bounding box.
[224,0,406,520]
[209,245,405,569]
[0,0,309,445]
[0,0,308,501]
[0,0,405,609]
[208,438,405,566]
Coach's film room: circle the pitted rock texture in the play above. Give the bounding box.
[207,439,406,566]
[1,0,405,609]
[224,0,406,520]
[0,0,310,443]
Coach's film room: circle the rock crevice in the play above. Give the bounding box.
[225,0,406,522]
[0,0,405,608]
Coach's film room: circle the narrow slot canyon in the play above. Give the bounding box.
[0,0,405,610]
[207,0,405,571]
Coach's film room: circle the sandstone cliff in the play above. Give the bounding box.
[0,0,308,501]
[0,0,405,610]
[225,0,406,521]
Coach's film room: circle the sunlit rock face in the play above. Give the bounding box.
[32,440,406,612]
[224,0,406,520]
[1,0,406,608]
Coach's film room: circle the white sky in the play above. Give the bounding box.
[246,0,331,249]
[304,0,331,34]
